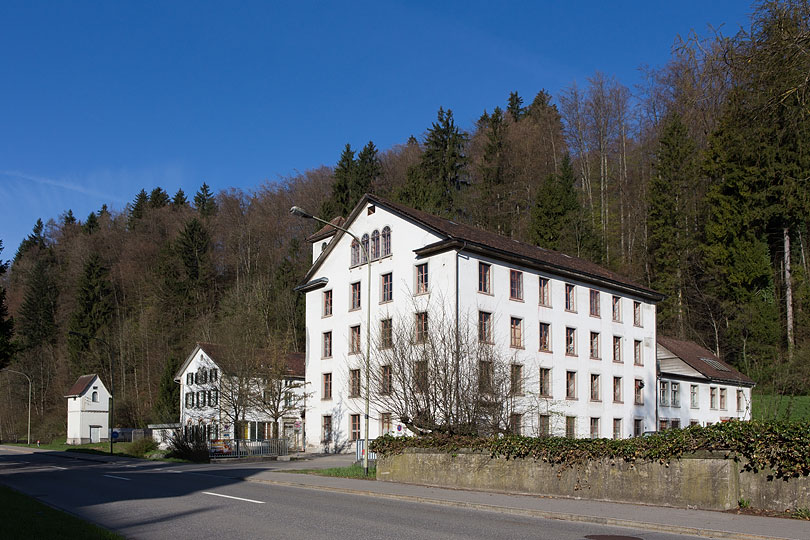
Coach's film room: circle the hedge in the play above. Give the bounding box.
[369,421,810,479]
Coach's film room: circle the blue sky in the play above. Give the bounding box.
[0,1,753,258]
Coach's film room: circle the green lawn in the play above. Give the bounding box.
[752,394,810,421]
[287,463,376,479]
[0,484,124,540]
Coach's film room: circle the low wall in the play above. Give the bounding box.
[376,449,810,512]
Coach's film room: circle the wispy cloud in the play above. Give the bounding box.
[0,170,127,203]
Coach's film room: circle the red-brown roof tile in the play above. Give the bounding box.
[658,335,755,386]
[306,216,345,242]
[65,374,98,397]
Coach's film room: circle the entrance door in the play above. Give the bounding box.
[90,426,101,443]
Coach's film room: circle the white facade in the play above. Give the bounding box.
[65,374,110,445]
[300,195,662,452]
[175,344,306,449]
[657,340,754,428]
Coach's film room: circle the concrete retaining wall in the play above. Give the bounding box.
[376,449,810,512]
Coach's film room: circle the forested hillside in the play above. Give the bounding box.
[0,0,808,440]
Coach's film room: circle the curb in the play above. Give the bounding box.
[245,476,794,540]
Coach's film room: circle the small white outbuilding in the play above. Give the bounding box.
[65,374,110,445]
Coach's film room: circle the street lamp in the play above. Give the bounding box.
[68,331,114,455]
[291,205,373,476]
[1,368,31,446]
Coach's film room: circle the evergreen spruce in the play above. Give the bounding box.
[128,189,149,229]
[149,187,171,209]
[479,107,509,232]
[172,188,189,208]
[0,241,14,369]
[17,258,57,350]
[321,144,356,219]
[355,141,381,197]
[648,114,697,337]
[193,182,217,218]
[67,253,114,375]
[153,356,181,422]
[507,91,525,122]
[62,210,77,226]
[14,219,46,262]
[83,212,99,235]
[398,107,467,216]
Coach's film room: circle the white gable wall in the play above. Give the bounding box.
[66,376,110,445]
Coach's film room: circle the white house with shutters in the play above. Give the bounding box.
[65,374,110,445]
[656,335,755,428]
[175,343,306,450]
[297,194,666,452]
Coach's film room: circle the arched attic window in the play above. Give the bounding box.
[371,230,380,259]
[381,226,391,257]
[92,391,99,403]
[351,239,360,266]
[361,234,369,263]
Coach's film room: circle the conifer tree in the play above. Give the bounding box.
[0,241,14,369]
[149,187,170,209]
[507,91,525,122]
[153,356,181,422]
[128,189,149,229]
[83,212,99,235]
[398,107,467,216]
[528,154,598,258]
[17,258,57,350]
[194,183,217,218]
[67,253,113,375]
[172,188,189,208]
[62,210,77,226]
[648,114,697,337]
[478,107,509,232]
[98,204,110,218]
[321,144,356,219]
[355,141,381,197]
[176,218,213,306]
[14,219,46,262]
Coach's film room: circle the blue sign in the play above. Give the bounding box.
[111,431,119,439]
[397,424,402,432]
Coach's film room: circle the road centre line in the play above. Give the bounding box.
[103,474,131,481]
[49,465,67,470]
[202,491,265,504]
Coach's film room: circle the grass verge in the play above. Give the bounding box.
[752,394,810,421]
[0,484,124,539]
[287,463,376,479]
[4,439,185,462]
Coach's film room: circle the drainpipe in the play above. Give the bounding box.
[454,242,467,429]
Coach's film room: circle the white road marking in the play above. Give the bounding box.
[103,474,131,481]
[202,491,265,504]
[164,470,183,473]
[49,466,67,470]
[0,461,28,466]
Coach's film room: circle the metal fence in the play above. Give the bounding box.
[209,438,288,459]
[355,439,377,462]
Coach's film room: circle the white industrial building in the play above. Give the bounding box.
[65,374,110,445]
[297,194,666,452]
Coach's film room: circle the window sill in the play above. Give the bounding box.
[322,356,332,360]
[590,314,601,319]
[539,348,552,354]
[614,400,624,404]
[612,318,622,324]
[477,290,494,296]
[633,323,643,328]
[509,297,524,302]
[566,397,578,401]
[634,402,644,406]
[322,314,332,319]
[349,307,361,312]
[565,353,578,358]
[321,398,332,401]
[379,299,393,305]
[590,399,602,403]
[510,345,525,350]
[539,394,552,399]
[633,363,644,367]
[565,309,577,314]
[539,303,551,308]
[613,359,623,364]
[590,356,601,361]
[413,291,429,297]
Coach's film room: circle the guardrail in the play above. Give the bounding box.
[209,438,288,459]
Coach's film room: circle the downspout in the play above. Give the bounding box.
[454,242,467,429]
[655,358,660,432]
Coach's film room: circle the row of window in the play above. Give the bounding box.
[321,412,396,443]
[479,263,644,326]
[350,227,392,266]
[185,367,218,386]
[320,365,647,406]
[321,313,428,358]
[659,381,746,412]
[185,389,219,408]
[480,312,645,362]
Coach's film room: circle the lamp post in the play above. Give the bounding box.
[291,205,373,476]
[68,331,114,455]
[1,368,31,446]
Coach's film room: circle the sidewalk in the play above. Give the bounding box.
[246,468,809,540]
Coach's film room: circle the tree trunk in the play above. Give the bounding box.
[784,227,794,358]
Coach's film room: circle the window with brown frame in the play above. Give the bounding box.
[510,317,523,348]
[613,336,622,363]
[634,379,644,405]
[479,360,494,393]
[415,263,429,294]
[323,290,332,317]
[566,371,577,399]
[590,373,601,401]
[478,262,491,293]
[565,283,576,311]
[349,369,361,398]
[414,360,428,393]
[589,289,600,317]
[322,331,332,358]
[478,311,492,343]
[539,277,550,306]
[415,312,428,343]
[510,364,523,395]
[350,325,361,354]
[613,376,622,403]
[322,373,332,400]
[381,272,393,303]
[350,282,361,310]
[589,331,600,359]
[539,322,551,352]
[380,318,393,349]
[612,295,621,322]
[539,367,551,397]
[565,327,576,355]
[634,339,643,365]
[510,269,523,300]
[633,301,642,326]
[350,414,361,441]
[380,365,392,395]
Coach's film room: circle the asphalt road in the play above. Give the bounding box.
[0,447,711,540]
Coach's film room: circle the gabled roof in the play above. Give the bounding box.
[657,335,756,387]
[306,216,345,242]
[65,374,99,397]
[174,342,305,382]
[300,193,664,302]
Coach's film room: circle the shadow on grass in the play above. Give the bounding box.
[286,463,376,479]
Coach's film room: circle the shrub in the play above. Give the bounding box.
[370,421,810,480]
[166,430,209,463]
[128,437,158,457]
